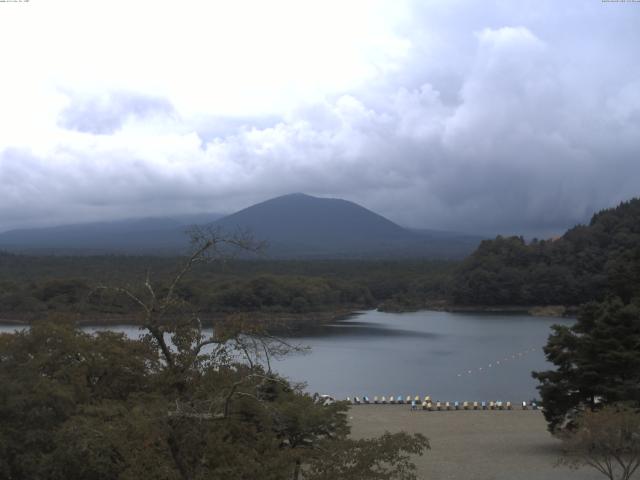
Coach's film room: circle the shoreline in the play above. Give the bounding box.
[348,406,600,480]
[0,308,360,330]
[0,303,575,329]
[378,303,577,318]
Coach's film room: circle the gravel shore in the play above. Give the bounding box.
[348,406,601,480]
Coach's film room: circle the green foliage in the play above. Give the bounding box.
[0,254,453,320]
[0,321,428,480]
[0,322,157,479]
[0,236,429,479]
[532,297,640,432]
[452,198,640,306]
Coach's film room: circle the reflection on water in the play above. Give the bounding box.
[305,321,444,340]
[0,309,572,402]
[272,310,573,402]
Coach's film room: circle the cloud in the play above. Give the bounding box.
[0,1,639,236]
[58,91,176,134]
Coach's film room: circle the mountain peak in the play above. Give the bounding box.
[0,194,483,258]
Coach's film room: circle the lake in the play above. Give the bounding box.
[0,309,572,402]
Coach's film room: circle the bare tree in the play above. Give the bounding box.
[99,226,299,404]
[558,404,640,480]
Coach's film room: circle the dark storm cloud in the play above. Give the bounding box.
[58,90,176,134]
[2,1,640,236]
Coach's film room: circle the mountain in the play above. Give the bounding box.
[0,194,484,258]
[0,213,222,254]
[211,193,483,258]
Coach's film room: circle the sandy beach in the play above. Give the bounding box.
[349,406,602,480]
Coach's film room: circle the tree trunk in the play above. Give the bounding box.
[292,458,301,480]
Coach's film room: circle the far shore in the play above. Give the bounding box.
[0,308,358,330]
[378,303,577,318]
[0,303,576,329]
[349,406,599,480]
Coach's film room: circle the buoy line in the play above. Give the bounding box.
[455,347,538,378]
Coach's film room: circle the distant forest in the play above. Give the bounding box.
[0,255,453,323]
[1,198,638,322]
[451,198,640,306]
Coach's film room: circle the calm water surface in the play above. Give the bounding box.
[272,310,573,402]
[0,310,572,402]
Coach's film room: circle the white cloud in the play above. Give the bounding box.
[0,1,639,236]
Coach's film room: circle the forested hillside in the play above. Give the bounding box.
[3,199,639,320]
[452,198,640,306]
[0,254,453,323]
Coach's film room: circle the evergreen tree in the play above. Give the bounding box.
[533,297,640,432]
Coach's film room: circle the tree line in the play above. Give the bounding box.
[0,254,453,321]
[452,198,640,306]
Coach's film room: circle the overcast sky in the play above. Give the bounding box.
[1,0,639,236]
